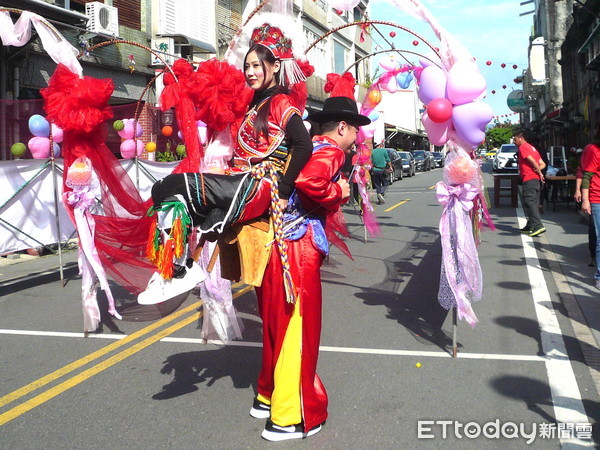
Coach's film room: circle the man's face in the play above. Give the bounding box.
[339,121,359,152]
[513,135,523,146]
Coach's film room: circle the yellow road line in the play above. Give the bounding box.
[0,312,200,426]
[0,284,254,425]
[384,199,410,212]
[429,185,436,190]
[0,300,202,409]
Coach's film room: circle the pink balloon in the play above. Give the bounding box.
[421,112,452,146]
[198,126,207,145]
[386,76,398,93]
[446,59,487,106]
[118,119,135,139]
[379,55,398,72]
[427,98,453,123]
[418,65,447,105]
[361,123,376,139]
[120,139,143,158]
[451,101,493,148]
[51,124,63,143]
[28,137,54,158]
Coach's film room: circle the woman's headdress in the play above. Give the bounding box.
[228,12,307,87]
[249,21,306,86]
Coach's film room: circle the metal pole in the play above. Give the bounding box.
[452,306,458,358]
[49,141,65,286]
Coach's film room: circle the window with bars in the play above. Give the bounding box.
[304,28,328,78]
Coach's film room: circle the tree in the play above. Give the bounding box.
[485,121,519,150]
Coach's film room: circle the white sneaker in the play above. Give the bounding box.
[261,419,323,441]
[137,262,206,305]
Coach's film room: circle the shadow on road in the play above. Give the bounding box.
[153,345,261,400]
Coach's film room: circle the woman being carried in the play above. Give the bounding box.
[139,22,313,304]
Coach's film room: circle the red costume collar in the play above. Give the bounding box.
[312,134,341,148]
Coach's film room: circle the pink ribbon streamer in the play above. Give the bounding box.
[436,181,482,327]
[353,165,381,237]
[65,188,122,330]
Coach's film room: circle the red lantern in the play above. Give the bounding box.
[501,63,506,68]
[389,31,396,38]
[491,90,496,94]
[502,85,507,89]
[412,40,419,46]
[427,98,453,123]
[512,64,518,69]
[486,61,492,66]
[335,9,343,15]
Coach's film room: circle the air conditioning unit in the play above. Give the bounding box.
[85,2,119,36]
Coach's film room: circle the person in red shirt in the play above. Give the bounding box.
[514,130,547,236]
[581,123,600,289]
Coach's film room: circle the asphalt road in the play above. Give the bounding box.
[0,161,598,449]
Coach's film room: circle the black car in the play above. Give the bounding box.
[412,150,431,172]
[397,151,416,177]
[384,148,404,184]
[432,151,445,168]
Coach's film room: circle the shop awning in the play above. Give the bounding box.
[158,34,216,54]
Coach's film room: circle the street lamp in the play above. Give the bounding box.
[161,108,174,126]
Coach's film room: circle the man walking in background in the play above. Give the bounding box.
[370,143,391,204]
[514,130,546,237]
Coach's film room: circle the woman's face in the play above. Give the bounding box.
[244,50,279,91]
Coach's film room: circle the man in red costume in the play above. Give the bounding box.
[252,96,370,441]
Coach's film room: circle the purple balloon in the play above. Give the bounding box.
[418,65,447,105]
[446,59,486,106]
[451,101,493,148]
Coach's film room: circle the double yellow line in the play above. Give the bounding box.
[0,285,253,426]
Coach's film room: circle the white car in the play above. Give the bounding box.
[493,144,518,172]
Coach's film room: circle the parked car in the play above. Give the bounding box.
[384,148,404,184]
[425,151,435,169]
[397,151,416,177]
[432,151,445,168]
[493,144,518,172]
[412,150,431,172]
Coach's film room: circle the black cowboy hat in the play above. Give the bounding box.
[307,96,371,126]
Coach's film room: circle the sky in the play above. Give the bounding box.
[368,0,534,123]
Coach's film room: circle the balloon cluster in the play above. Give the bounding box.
[11,114,63,159]
[357,56,417,143]
[418,59,492,148]
[114,119,144,158]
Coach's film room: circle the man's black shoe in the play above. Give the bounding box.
[249,397,270,419]
[261,419,323,441]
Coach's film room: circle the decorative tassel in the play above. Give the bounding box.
[252,161,297,303]
[158,239,174,279]
[171,217,184,258]
[146,220,159,263]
